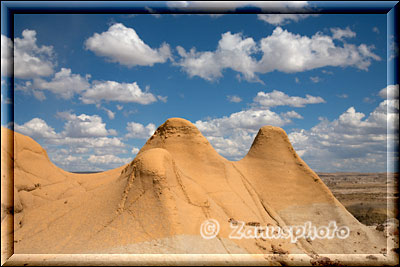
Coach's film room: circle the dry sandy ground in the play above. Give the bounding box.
[319,172,398,226]
[319,172,399,263]
[1,118,398,266]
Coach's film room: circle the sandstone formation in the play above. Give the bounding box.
[1,119,396,265]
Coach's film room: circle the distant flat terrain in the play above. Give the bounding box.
[318,172,398,226]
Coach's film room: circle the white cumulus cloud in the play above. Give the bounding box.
[379,84,399,99]
[103,107,115,120]
[196,109,290,137]
[131,147,140,154]
[227,95,242,103]
[85,23,171,67]
[257,14,315,25]
[125,121,156,139]
[14,118,59,140]
[282,110,303,119]
[14,114,129,172]
[176,27,381,81]
[80,81,157,105]
[253,90,325,108]
[206,129,256,159]
[56,112,117,138]
[288,87,399,172]
[1,35,13,77]
[176,31,259,81]
[32,68,91,99]
[257,27,380,73]
[157,95,168,103]
[88,154,131,165]
[13,30,56,79]
[330,27,356,40]
[15,68,159,106]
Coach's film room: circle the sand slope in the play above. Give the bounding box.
[1,119,391,263]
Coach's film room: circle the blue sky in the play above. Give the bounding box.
[1,1,399,172]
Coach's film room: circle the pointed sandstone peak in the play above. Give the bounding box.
[143,117,211,149]
[152,117,201,138]
[140,117,227,167]
[245,125,298,161]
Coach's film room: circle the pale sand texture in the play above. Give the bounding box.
[1,118,397,265]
